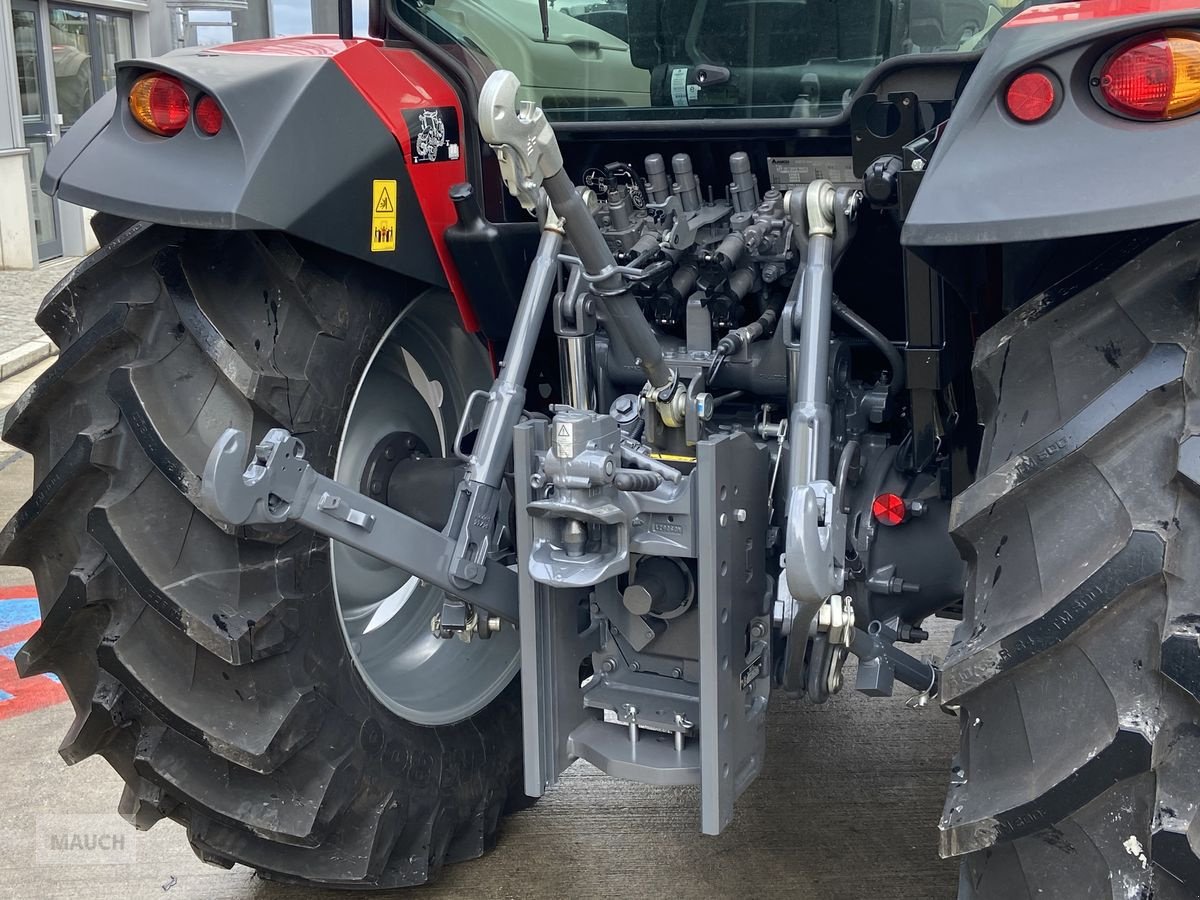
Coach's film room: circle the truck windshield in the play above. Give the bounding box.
[390,0,1037,121]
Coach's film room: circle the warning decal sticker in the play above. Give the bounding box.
[371,179,397,252]
[402,106,460,165]
[554,420,574,458]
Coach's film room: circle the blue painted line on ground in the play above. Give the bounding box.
[0,599,38,631]
[0,641,20,660]
[0,688,11,702]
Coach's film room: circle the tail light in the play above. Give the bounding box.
[129,73,190,136]
[1096,32,1200,120]
[194,95,223,136]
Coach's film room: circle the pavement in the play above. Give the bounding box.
[0,343,962,900]
[0,259,79,383]
[0,258,78,356]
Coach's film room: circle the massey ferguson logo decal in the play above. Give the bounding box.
[403,106,460,164]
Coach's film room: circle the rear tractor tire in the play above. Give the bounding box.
[942,223,1200,899]
[2,221,526,888]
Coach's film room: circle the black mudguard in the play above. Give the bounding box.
[43,45,445,286]
[904,5,1200,248]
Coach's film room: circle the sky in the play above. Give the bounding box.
[273,0,370,36]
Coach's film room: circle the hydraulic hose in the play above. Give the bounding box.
[831,298,905,398]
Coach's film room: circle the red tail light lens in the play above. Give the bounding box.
[1098,32,1200,120]
[194,95,223,135]
[1005,71,1057,123]
[129,73,190,136]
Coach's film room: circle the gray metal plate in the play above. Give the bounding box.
[696,431,772,834]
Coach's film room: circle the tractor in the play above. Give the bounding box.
[8,0,1200,895]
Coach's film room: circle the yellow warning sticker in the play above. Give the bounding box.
[371,179,397,252]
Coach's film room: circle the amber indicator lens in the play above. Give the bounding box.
[129,73,190,136]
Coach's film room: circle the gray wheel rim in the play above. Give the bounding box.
[332,294,520,726]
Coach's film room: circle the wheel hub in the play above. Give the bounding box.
[360,431,430,502]
[360,431,463,533]
[331,298,520,726]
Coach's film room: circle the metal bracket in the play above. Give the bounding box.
[593,580,657,652]
[515,419,770,835]
[200,428,519,623]
[696,431,771,834]
[850,618,940,699]
[849,91,922,178]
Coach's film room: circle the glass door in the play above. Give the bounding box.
[12,0,62,260]
[48,5,134,129]
[48,6,93,128]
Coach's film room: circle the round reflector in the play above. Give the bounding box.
[194,95,223,136]
[1005,71,1057,123]
[1099,32,1200,120]
[872,493,907,527]
[129,73,190,137]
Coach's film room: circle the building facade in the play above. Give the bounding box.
[0,0,272,269]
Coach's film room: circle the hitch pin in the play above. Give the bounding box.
[674,714,692,753]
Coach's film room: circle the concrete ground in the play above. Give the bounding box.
[0,357,961,900]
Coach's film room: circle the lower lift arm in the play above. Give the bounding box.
[201,426,520,624]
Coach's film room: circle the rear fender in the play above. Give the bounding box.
[45,38,478,329]
[903,2,1200,248]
